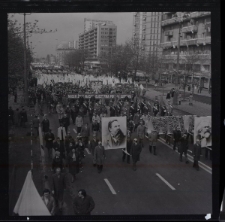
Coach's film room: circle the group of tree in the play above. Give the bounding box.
[8,14,35,84]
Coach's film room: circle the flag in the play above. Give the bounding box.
[13,171,51,216]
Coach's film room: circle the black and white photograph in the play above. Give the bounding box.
[102,117,127,149]
[8,11,212,216]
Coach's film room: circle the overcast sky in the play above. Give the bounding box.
[10,13,133,58]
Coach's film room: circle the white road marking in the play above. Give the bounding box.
[104,179,117,195]
[156,173,176,191]
[158,138,212,174]
[85,148,91,155]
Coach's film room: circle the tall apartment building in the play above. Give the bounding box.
[84,18,114,32]
[132,12,162,78]
[79,22,117,59]
[160,12,211,89]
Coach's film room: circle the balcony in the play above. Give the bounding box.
[182,25,198,33]
[197,36,211,45]
[160,41,177,48]
[180,38,197,46]
[165,30,173,36]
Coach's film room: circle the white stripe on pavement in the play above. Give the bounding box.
[158,138,212,174]
[73,128,77,134]
[156,173,176,191]
[104,179,117,195]
[85,148,91,155]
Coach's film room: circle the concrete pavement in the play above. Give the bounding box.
[143,87,211,116]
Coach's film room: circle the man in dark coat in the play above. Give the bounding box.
[122,132,132,164]
[193,136,201,171]
[45,129,55,159]
[52,167,66,212]
[42,114,50,134]
[173,127,181,151]
[130,138,142,171]
[179,133,189,163]
[61,113,70,134]
[89,134,98,167]
[73,189,95,215]
[94,141,106,173]
[53,137,64,159]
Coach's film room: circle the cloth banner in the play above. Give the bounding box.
[194,116,211,147]
[102,117,127,150]
[13,171,51,216]
[183,115,191,132]
[68,94,131,99]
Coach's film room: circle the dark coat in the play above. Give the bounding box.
[127,138,132,153]
[73,195,95,215]
[52,173,66,202]
[52,156,63,171]
[61,116,70,128]
[41,195,56,215]
[45,132,55,149]
[130,143,142,163]
[53,141,64,156]
[81,126,90,137]
[179,137,189,153]
[92,122,100,132]
[32,118,40,128]
[193,144,201,161]
[68,150,79,175]
[94,145,105,165]
[89,139,98,156]
[173,130,181,141]
[42,119,50,133]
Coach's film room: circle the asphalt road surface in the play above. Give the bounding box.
[42,107,211,215]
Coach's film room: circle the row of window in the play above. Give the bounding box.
[162,63,210,72]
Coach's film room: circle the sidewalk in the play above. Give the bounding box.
[141,81,211,98]
[144,87,211,116]
[9,93,43,215]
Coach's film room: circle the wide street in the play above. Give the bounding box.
[40,105,212,215]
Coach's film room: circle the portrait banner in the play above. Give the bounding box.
[91,81,103,93]
[194,116,212,147]
[102,117,127,150]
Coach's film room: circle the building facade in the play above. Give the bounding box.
[56,41,76,66]
[84,18,114,32]
[79,21,117,61]
[132,12,162,78]
[160,12,211,89]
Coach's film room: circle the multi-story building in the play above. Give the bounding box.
[56,41,76,65]
[84,18,114,32]
[160,12,211,90]
[79,21,117,70]
[132,12,162,78]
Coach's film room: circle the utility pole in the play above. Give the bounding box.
[23,13,28,105]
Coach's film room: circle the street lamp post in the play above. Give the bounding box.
[23,13,28,105]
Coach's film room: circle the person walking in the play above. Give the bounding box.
[75,114,83,134]
[94,141,106,173]
[42,114,50,135]
[130,138,142,171]
[45,129,55,159]
[52,151,63,172]
[148,130,158,155]
[136,120,146,148]
[179,133,189,163]
[32,115,40,137]
[68,147,79,183]
[122,132,132,164]
[61,113,70,134]
[57,124,67,159]
[80,123,90,149]
[89,134,98,167]
[41,189,56,216]
[173,126,181,151]
[73,189,95,215]
[193,136,201,171]
[51,167,66,213]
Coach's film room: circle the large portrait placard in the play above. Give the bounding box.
[102,117,127,150]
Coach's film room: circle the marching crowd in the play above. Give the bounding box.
[9,77,202,216]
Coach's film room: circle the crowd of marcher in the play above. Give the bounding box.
[9,73,202,216]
